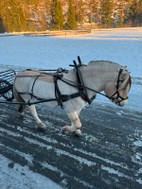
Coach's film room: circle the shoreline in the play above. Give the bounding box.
[0,27,142,37]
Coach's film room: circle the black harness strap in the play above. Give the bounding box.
[70,56,96,104]
[31,73,42,97]
[74,60,90,103]
[110,67,128,101]
[54,74,63,107]
[54,73,85,108]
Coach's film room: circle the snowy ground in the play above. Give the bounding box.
[0,154,62,189]
[0,28,142,189]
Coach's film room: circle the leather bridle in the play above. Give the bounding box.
[109,67,129,105]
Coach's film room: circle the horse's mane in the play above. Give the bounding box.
[87,60,121,71]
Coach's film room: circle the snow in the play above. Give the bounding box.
[134,140,142,147]
[0,154,62,189]
[0,28,142,188]
[0,32,14,37]
[0,28,142,79]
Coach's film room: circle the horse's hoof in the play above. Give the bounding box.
[20,112,25,116]
[62,126,69,135]
[74,129,82,137]
[38,122,46,130]
[37,127,46,132]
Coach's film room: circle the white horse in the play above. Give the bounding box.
[13,60,131,135]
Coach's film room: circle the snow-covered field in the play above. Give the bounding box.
[0,28,142,188]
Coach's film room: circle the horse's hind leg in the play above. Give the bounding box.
[13,86,26,115]
[28,105,46,129]
[18,105,26,115]
[63,112,82,135]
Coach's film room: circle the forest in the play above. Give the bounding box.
[0,0,142,33]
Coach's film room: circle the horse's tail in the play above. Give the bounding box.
[13,86,26,114]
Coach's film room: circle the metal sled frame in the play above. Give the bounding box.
[0,69,16,101]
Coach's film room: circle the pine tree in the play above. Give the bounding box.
[117,13,123,27]
[51,0,64,30]
[66,0,77,29]
[0,18,5,33]
[45,0,51,29]
[137,0,142,26]
[100,0,113,27]
[76,0,85,24]
[0,0,140,32]
[89,0,98,27]
[129,0,142,26]
[123,0,132,25]
[0,0,33,32]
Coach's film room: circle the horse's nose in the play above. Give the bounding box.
[115,101,124,106]
[118,102,124,107]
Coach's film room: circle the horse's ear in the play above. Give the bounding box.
[123,66,127,70]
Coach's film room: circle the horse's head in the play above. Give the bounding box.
[105,66,131,106]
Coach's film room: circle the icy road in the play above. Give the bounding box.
[0,101,142,189]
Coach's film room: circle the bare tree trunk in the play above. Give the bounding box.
[121,0,124,27]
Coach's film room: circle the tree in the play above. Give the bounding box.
[88,0,98,27]
[1,0,140,32]
[0,18,5,33]
[114,0,132,27]
[51,0,64,30]
[75,0,85,24]
[129,0,142,26]
[66,0,77,29]
[136,0,142,26]
[45,0,51,29]
[100,0,113,27]
[0,0,33,32]
[123,0,132,25]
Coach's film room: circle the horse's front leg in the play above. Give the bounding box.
[63,111,82,135]
[28,105,46,129]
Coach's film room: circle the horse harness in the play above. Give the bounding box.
[53,57,129,106]
[54,56,96,108]
[15,57,128,107]
[15,57,96,108]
